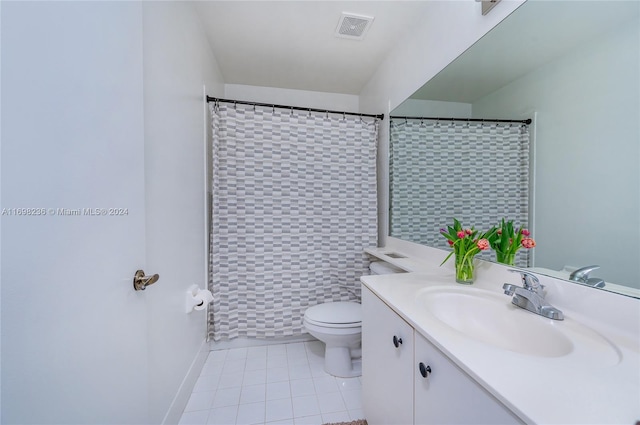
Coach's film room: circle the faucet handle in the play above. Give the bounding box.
[508,269,543,293]
[569,265,600,282]
[502,283,516,296]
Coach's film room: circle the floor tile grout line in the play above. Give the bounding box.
[180,341,363,425]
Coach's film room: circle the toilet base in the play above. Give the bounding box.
[323,345,362,378]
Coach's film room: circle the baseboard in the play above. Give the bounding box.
[209,334,316,351]
[162,339,209,425]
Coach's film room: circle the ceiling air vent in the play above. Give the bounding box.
[335,13,374,40]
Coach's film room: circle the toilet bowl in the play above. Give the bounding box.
[303,301,362,378]
[303,262,404,378]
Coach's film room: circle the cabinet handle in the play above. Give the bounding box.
[419,362,432,378]
[393,335,403,348]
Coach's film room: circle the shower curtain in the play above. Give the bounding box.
[208,102,379,341]
[390,119,531,265]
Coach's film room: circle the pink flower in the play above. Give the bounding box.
[521,237,536,249]
[497,229,502,235]
[447,240,454,246]
[477,239,490,250]
[457,231,466,239]
[465,228,473,235]
[521,229,531,236]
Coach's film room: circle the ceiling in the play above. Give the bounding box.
[193,1,433,95]
[193,1,639,102]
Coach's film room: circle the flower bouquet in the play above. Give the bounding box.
[487,218,536,266]
[440,218,496,284]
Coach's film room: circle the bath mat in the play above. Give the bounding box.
[323,420,368,425]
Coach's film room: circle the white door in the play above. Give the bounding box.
[1,2,150,423]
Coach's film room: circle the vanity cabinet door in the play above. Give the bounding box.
[414,332,522,424]
[362,287,414,425]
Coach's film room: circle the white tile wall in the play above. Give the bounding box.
[179,341,364,425]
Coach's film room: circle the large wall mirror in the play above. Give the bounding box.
[389,0,639,297]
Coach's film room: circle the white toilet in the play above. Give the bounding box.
[303,261,404,378]
[303,301,362,377]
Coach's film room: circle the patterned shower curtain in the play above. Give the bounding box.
[208,102,379,341]
[390,119,531,265]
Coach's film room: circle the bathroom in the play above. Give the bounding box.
[1,1,638,425]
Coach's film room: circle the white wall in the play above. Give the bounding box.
[225,84,359,113]
[472,17,640,287]
[142,3,224,423]
[358,0,525,244]
[391,99,471,118]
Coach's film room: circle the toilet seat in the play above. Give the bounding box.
[304,302,361,328]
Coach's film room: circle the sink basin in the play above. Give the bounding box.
[416,286,621,365]
[417,286,572,357]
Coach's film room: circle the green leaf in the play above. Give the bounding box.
[440,250,454,266]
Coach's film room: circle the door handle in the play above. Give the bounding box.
[133,270,159,291]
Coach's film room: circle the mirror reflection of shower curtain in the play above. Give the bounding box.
[208,103,379,341]
[389,119,531,266]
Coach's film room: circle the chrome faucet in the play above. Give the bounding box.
[569,265,605,288]
[502,270,564,320]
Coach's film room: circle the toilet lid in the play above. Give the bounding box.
[305,302,361,325]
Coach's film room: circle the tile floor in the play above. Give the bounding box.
[178,341,364,425]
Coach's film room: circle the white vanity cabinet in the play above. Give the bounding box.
[362,286,522,425]
[414,332,521,424]
[361,286,414,425]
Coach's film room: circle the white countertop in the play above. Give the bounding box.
[362,244,640,425]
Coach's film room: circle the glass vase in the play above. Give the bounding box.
[496,251,516,266]
[455,254,475,284]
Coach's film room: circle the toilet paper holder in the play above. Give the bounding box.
[186,285,214,313]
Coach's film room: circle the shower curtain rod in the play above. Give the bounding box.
[391,116,532,125]
[206,96,384,120]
